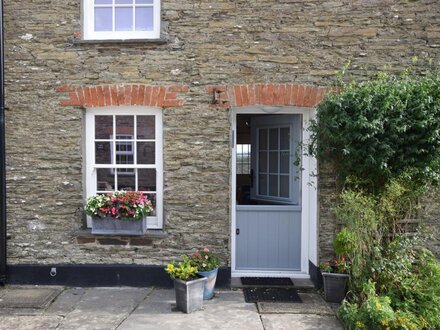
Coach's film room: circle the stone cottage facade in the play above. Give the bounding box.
[3,0,439,284]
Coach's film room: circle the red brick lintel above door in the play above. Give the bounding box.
[207,84,337,108]
[56,84,189,108]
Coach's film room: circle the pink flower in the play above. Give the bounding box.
[111,207,117,215]
[203,248,209,252]
[205,255,209,260]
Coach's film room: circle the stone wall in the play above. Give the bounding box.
[4,0,440,265]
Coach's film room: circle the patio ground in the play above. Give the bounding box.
[0,286,343,329]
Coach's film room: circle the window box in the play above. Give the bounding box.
[91,216,147,235]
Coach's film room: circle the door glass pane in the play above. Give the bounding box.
[136,0,153,3]
[280,151,289,174]
[269,151,278,173]
[258,174,267,195]
[97,168,115,191]
[95,142,112,164]
[137,115,155,139]
[117,170,135,190]
[115,0,133,4]
[137,142,155,164]
[95,116,113,139]
[95,0,112,4]
[95,7,112,31]
[259,151,267,173]
[115,7,133,31]
[269,175,278,197]
[259,129,267,150]
[269,128,279,150]
[280,175,289,198]
[116,116,134,136]
[138,169,156,191]
[135,7,154,31]
[280,127,290,150]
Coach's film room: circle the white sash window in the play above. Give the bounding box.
[85,107,163,229]
[83,0,161,40]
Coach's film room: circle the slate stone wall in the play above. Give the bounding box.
[3,0,439,265]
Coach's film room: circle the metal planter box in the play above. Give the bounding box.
[91,216,147,235]
[322,272,349,303]
[174,276,207,313]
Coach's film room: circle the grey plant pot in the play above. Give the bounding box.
[91,216,147,235]
[174,276,207,314]
[322,272,349,303]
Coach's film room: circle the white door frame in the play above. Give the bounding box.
[230,106,318,278]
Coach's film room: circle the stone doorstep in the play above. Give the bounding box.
[0,287,62,309]
[257,292,335,315]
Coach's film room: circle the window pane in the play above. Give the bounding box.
[116,116,134,136]
[269,151,278,173]
[269,128,279,150]
[269,175,278,197]
[280,175,289,198]
[137,115,155,139]
[259,129,267,150]
[138,169,156,191]
[97,168,115,191]
[117,170,135,191]
[259,151,267,173]
[95,116,113,139]
[259,174,267,195]
[116,0,133,4]
[280,151,289,174]
[135,7,154,31]
[136,0,153,3]
[280,127,290,150]
[95,0,112,4]
[137,142,155,164]
[115,7,133,31]
[95,142,112,164]
[95,7,112,32]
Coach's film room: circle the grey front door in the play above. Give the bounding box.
[235,114,302,271]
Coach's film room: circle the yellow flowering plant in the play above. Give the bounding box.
[165,256,198,281]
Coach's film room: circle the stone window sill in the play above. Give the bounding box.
[72,38,168,45]
[75,229,167,246]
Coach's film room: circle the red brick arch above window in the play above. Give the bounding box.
[207,83,335,108]
[56,84,189,108]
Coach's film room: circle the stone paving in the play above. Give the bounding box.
[0,286,343,330]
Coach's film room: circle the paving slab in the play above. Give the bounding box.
[118,289,264,330]
[0,287,62,309]
[58,287,152,330]
[46,287,86,316]
[261,314,344,330]
[0,315,63,330]
[257,292,334,315]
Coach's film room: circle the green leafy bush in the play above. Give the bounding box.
[165,256,198,281]
[310,71,440,193]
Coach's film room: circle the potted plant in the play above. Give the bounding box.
[320,256,350,303]
[165,256,207,313]
[190,248,220,300]
[85,191,154,235]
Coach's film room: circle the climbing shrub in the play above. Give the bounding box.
[310,71,440,193]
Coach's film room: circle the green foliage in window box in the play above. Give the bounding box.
[309,70,440,193]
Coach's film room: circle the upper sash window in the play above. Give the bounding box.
[83,0,161,40]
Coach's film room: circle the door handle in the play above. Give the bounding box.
[236,228,240,235]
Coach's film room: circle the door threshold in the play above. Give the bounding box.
[231,271,310,279]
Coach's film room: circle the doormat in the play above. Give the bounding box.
[241,277,293,286]
[243,287,302,303]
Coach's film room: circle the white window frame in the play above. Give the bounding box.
[83,0,161,40]
[85,106,164,229]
